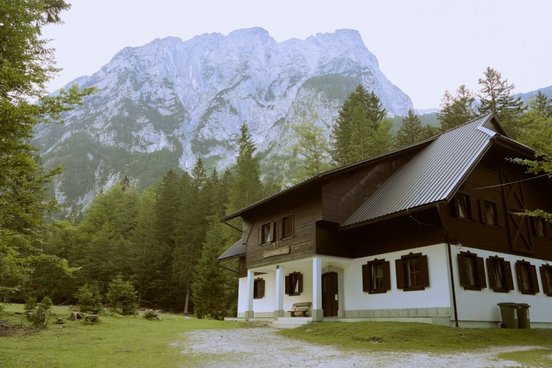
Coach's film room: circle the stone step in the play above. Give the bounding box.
[271,317,312,329]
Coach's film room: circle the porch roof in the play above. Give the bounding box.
[218,239,246,260]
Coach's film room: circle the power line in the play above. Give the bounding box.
[473,173,550,190]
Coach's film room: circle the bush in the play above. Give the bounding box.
[106,276,137,315]
[143,309,161,320]
[25,296,53,328]
[74,283,103,314]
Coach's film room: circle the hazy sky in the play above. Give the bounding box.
[44,0,552,109]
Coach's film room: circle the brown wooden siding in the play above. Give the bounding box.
[441,146,552,261]
[243,190,322,268]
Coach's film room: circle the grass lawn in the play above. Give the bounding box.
[279,321,552,366]
[0,304,243,368]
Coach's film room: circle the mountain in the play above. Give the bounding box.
[516,85,552,102]
[34,28,413,215]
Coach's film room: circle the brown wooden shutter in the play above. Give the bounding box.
[457,253,469,288]
[476,257,487,289]
[487,258,497,291]
[478,199,486,224]
[362,264,369,292]
[296,272,303,294]
[395,259,405,289]
[383,261,391,291]
[419,255,430,288]
[515,261,525,292]
[285,275,290,294]
[541,266,552,296]
[530,265,540,294]
[504,261,514,291]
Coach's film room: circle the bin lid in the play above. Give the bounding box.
[497,302,518,307]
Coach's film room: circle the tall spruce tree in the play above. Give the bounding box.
[290,120,332,183]
[0,0,93,301]
[395,110,437,147]
[331,85,392,166]
[478,67,526,137]
[437,85,477,131]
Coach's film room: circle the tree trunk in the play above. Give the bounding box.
[183,286,190,315]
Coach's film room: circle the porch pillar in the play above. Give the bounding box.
[245,269,254,320]
[312,256,323,321]
[274,266,285,319]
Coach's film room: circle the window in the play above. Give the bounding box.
[540,265,552,296]
[285,272,303,296]
[457,251,486,290]
[452,194,471,220]
[253,278,265,299]
[362,259,391,294]
[260,222,275,244]
[395,253,429,291]
[481,200,498,226]
[486,256,514,293]
[515,260,539,295]
[281,215,294,239]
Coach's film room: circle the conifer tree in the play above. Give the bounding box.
[331,85,392,166]
[437,85,477,131]
[290,120,332,182]
[478,67,526,137]
[395,110,437,147]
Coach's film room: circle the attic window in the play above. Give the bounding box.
[260,222,275,244]
[515,260,539,295]
[452,194,471,220]
[281,215,294,239]
[481,200,498,226]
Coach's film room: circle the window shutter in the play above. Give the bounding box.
[504,261,514,291]
[530,265,540,294]
[478,199,486,224]
[486,258,497,291]
[383,261,391,291]
[457,253,469,288]
[476,257,487,289]
[541,266,552,296]
[297,273,303,294]
[362,264,369,292]
[272,222,277,242]
[395,259,405,289]
[515,261,525,292]
[285,275,290,295]
[419,255,430,288]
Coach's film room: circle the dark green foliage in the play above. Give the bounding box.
[478,67,526,138]
[395,110,437,148]
[107,275,138,315]
[75,283,103,314]
[290,120,333,183]
[438,85,477,131]
[331,85,393,166]
[25,296,53,328]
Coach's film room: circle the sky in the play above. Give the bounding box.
[43,0,552,109]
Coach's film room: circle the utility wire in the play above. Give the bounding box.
[473,173,550,190]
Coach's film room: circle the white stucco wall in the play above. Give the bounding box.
[344,244,451,312]
[451,244,552,323]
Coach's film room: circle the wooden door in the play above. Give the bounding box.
[500,169,533,254]
[322,272,338,317]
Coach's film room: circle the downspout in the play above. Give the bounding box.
[437,202,459,328]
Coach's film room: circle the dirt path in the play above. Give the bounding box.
[179,327,534,367]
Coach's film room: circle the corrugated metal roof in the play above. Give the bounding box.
[217,239,245,260]
[343,114,496,227]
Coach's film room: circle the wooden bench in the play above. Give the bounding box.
[288,302,312,317]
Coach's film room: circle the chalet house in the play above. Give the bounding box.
[219,114,552,327]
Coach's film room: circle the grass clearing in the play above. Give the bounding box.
[0,304,243,368]
[496,349,552,367]
[279,321,552,354]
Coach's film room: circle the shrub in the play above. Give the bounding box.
[25,296,53,328]
[143,309,161,320]
[74,283,103,314]
[106,276,137,315]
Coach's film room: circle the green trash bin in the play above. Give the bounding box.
[497,302,518,328]
[517,303,531,329]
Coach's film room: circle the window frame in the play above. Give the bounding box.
[452,193,472,220]
[486,255,514,293]
[260,222,276,245]
[515,260,540,295]
[395,253,429,292]
[457,251,486,290]
[362,258,391,294]
[481,200,499,226]
[281,214,294,240]
[540,265,552,297]
[253,278,265,299]
[285,272,303,296]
